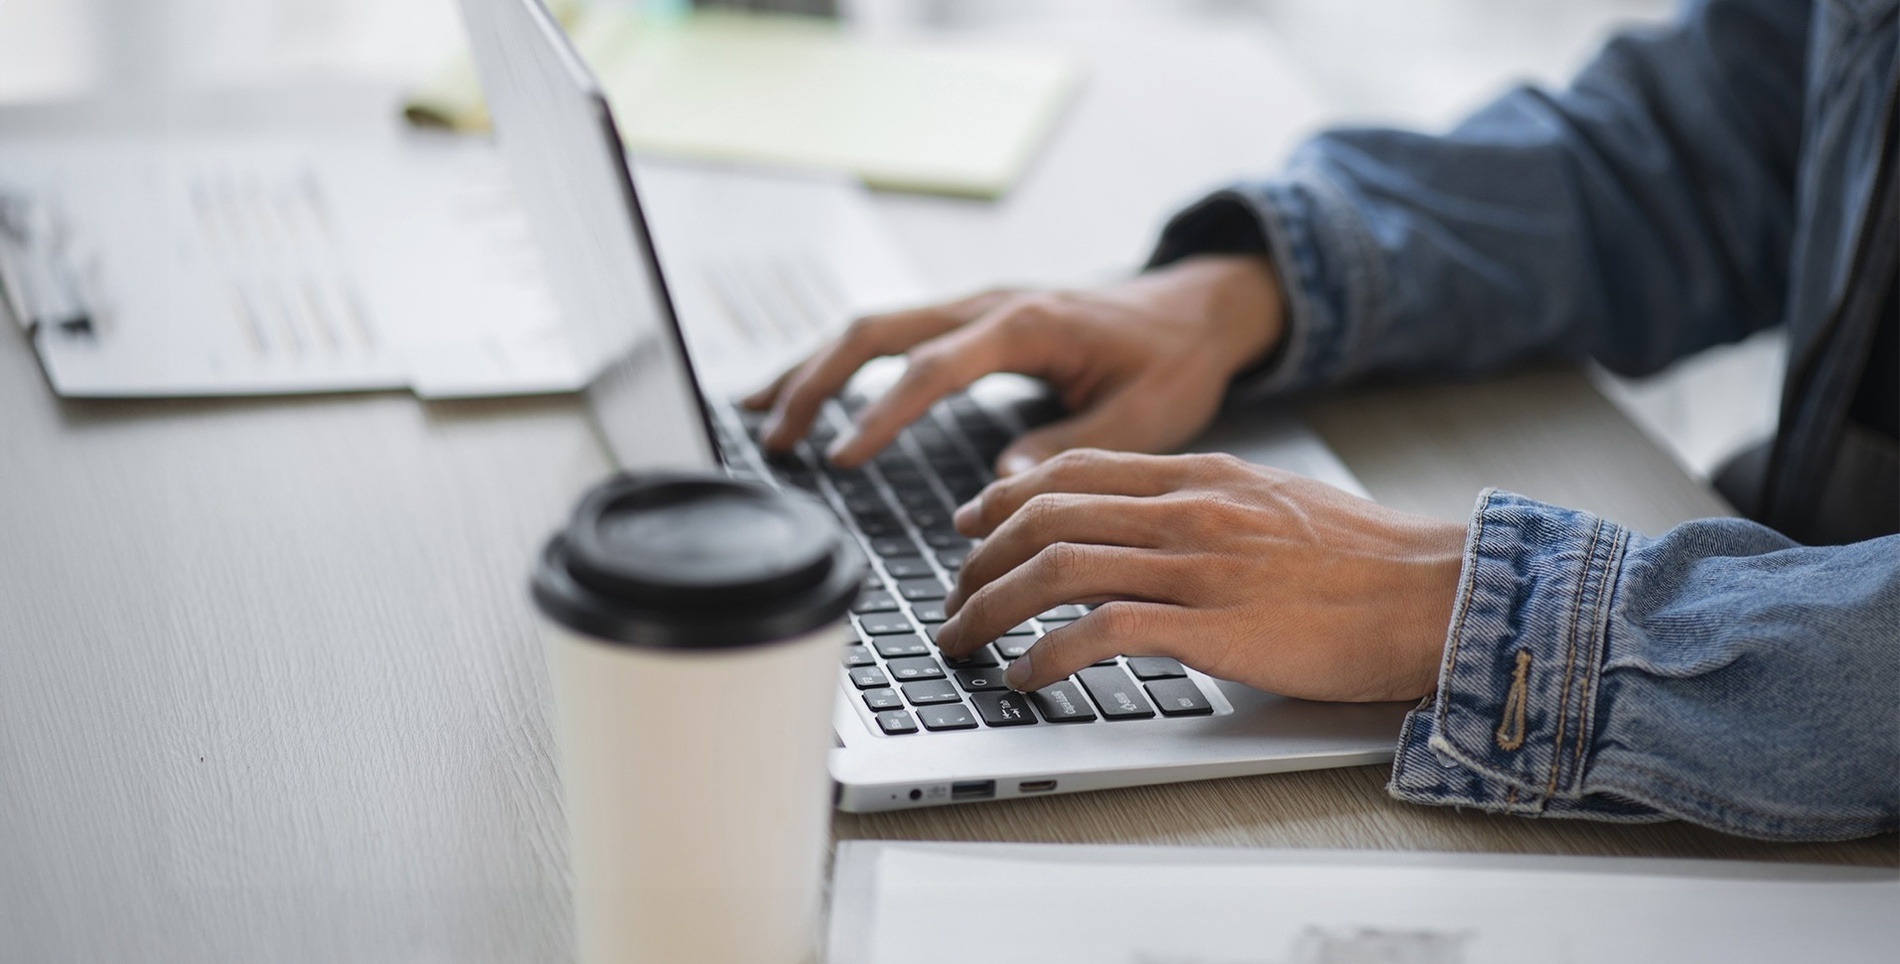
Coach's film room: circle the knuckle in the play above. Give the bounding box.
[995,293,1059,329]
[902,347,947,383]
[1033,541,1089,586]
[841,314,880,345]
[1047,447,1108,481]
[1018,492,1066,531]
[1089,601,1147,640]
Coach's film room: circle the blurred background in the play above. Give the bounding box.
[0,0,1780,480]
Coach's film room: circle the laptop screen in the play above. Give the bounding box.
[457,0,721,472]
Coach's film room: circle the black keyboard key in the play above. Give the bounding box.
[916,703,978,731]
[1147,677,1214,716]
[1126,656,1188,680]
[941,644,999,669]
[900,678,962,705]
[849,666,891,689]
[995,635,1035,659]
[911,601,948,623]
[954,668,1009,692]
[885,656,945,681]
[881,467,927,489]
[939,472,985,498]
[882,555,935,579]
[875,710,919,735]
[843,645,877,668]
[1041,619,1076,632]
[862,687,903,711]
[896,577,948,601]
[1075,666,1156,720]
[972,691,1038,727]
[908,507,953,530]
[936,546,971,570]
[869,537,918,558]
[857,612,913,636]
[895,487,946,511]
[851,590,899,614]
[831,477,878,499]
[844,495,891,516]
[1027,681,1096,723]
[855,514,905,537]
[922,529,972,550]
[1039,604,1089,621]
[1091,656,1119,667]
[872,634,931,659]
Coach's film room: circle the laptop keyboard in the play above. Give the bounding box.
[714,390,1216,735]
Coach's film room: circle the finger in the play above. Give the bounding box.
[953,449,1201,537]
[825,320,1051,467]
[826,292,1083,467]
[759,301,986,450]
[740,362,800,411]
[993,376,1214,477]
[1005,601,1195,691]
[945,493,1170,615]
[933,543,1187,658]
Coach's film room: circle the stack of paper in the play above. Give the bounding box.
[828,841,1899,964]
[406,9,1078,198]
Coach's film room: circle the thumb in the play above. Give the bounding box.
[993,389,1158,477]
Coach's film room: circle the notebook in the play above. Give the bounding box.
[407,7,1078,198]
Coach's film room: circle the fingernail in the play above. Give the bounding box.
[1005,651,1032,691]
[952,497,981,531]
[934,616,961,650]
[825,432,854,463]
[1000,453,1038,477]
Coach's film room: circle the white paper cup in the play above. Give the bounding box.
[532,473,864,964]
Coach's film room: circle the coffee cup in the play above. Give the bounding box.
[531,472,864,964]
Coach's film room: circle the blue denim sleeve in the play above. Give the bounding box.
[1149,0,1811,394]
[1388,490,1900,841]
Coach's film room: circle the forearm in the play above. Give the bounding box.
[1152,0,1811,394]
[1390,490,1900,841]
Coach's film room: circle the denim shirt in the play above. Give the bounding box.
[1151,0,1898,840]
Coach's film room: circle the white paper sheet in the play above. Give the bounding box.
[828,841,1899,964]
[0,131,574,398]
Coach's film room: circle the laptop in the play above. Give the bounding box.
[458,0,1412,813]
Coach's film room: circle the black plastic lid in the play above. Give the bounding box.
[531,472,865,649]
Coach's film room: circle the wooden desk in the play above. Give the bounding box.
[0,13,1890,964]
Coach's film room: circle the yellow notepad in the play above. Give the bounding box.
[406,9,1078,199]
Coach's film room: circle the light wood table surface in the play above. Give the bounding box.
[1,13,1891,964]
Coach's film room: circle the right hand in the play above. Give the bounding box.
[741,255,1286,476]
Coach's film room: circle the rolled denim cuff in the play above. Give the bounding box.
[1388,489,1660,821]
[1146,164,1382,398]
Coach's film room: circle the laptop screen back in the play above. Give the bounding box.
[457,0,718,471]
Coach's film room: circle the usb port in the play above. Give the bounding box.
[1017,779,1058,794]
[951,780,995,800]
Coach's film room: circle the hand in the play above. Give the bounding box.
[932,450,1467,703]
[741,255,1284,476]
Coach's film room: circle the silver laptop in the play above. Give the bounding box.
[459,0,1411,813]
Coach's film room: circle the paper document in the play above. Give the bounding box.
[0,131,576,399]
[407,10,1078,198]
[828,841,1899,964]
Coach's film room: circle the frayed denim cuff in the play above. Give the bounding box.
[1388,489,1660,822]
[1146,168,1380,398]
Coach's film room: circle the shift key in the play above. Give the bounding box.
[1075,667,1156,720]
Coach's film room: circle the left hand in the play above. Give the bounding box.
[932,449,1467,703]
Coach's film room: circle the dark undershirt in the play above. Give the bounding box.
[1847,275,1898,440]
